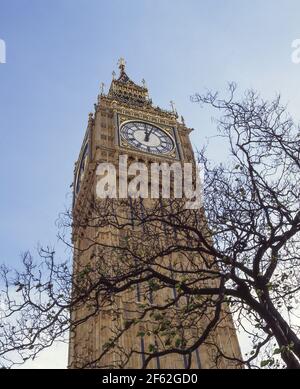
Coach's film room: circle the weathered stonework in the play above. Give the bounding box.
[68,62,243,369]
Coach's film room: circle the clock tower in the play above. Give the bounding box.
[68,60,242,369]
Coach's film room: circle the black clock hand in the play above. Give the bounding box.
[144,124,149,141]
[144,125,153,142]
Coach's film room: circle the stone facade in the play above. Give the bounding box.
[68,61,243,369]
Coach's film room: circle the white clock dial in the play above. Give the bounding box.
[120,121,174,155]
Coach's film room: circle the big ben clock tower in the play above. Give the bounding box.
[68,59,242,369]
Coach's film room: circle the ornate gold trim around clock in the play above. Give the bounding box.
[119,113,175,133]
[117,114,179,159]
[120,118,174,137]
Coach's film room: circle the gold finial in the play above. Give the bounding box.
[100,82,105,95]
[112,70,116,80]
[118,57,126,72]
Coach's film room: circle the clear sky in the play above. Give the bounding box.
[1,0,300,368]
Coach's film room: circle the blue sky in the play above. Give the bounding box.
[1,0,300,368]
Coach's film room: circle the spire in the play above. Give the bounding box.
[170,100,177,114]
[170,100,179,118]
[118,57,126,73]
[100,82,105,95]
[103,59,179,119]
[116,57,130,83]
[108,58,150,105]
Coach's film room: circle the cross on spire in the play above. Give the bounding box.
[118,57,126,73]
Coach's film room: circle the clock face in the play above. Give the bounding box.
[120,121,175,155]
[75,143,89,194]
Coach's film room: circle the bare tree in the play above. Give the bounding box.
[1,84,300,369]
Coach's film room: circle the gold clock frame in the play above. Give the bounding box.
[118,116,178,159]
